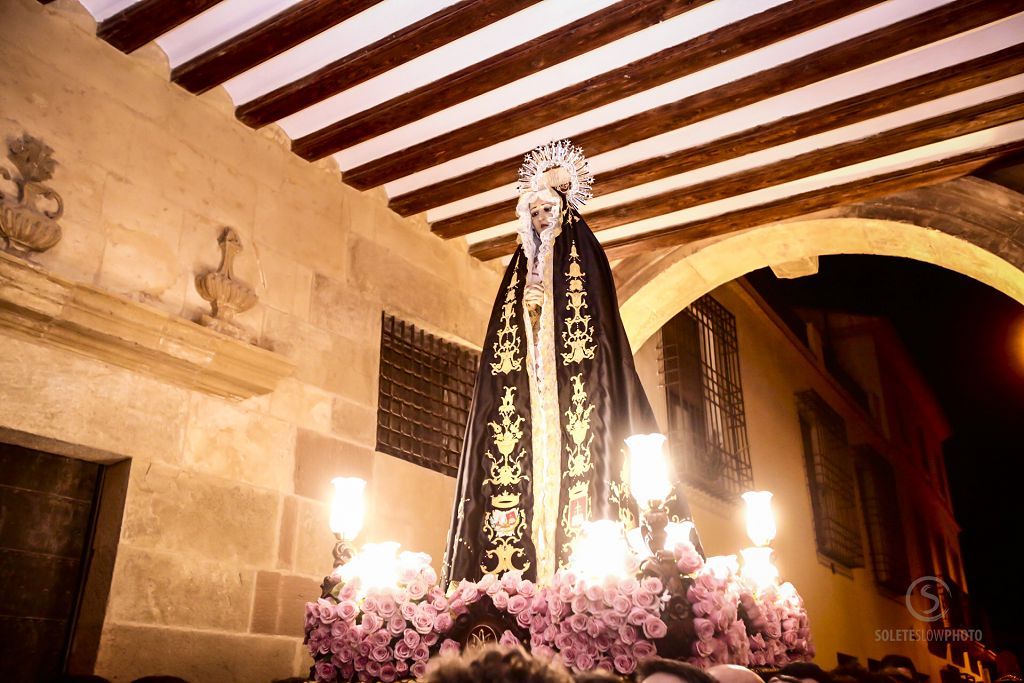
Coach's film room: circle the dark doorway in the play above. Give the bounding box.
[0,443,103,682]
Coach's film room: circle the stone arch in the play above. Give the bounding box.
[617,177,1024,351]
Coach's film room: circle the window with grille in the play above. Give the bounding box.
[797,390,864,568]
[855,446,911,593]
[376,314,479,476]
[659,295,753,500]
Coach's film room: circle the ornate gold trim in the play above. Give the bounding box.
[561,243,595,365]
[491,254,523,375]
[480,385,530,576]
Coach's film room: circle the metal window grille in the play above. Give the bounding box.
[797,390,864,568]
[376,314,479,476]
[855,446,911,593]
[659,295,753,500]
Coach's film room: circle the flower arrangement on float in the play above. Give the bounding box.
[304,435,814,682]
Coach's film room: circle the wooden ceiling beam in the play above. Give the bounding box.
[97,0,225,53]
[416,43,1024,229]
[600,141,1024,260]
[235,0,541,129]
[171,0,380,95]
[465,93,1024,257]
[469,141,1024,261]
[291,0,709,160]
[352,0,883,204]
[382,0,1019,206]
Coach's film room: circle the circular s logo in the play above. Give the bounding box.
[906,576,950,622]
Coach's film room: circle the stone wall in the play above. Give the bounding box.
[0,1,501,680]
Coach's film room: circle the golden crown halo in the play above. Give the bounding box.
[517,139,594,211]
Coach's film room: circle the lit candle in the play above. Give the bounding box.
[330,477,366,541]
[570,519,631,580]
[740,546,779,591]
[742,491,776,547]
[664,520,696,550]
[626,433,671,509]
[338,541,401,592]
[705,554,739,581]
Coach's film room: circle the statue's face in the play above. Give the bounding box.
[529,196,559,233]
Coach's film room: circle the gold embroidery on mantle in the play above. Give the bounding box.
[609,461,635,529]
[564,374,594,477]
[558,371,596,567]
[491,254,522,375]
[561,243,595,365]
[560,480,591,564]
[481,385,530,575]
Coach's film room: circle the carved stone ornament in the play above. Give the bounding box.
[195,227,259,342]
[0,134,64,256]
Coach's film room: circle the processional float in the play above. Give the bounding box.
[304,141,813,683]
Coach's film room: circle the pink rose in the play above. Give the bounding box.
[478,573,497,592]
[516,610,532,629]
[316,598,338,624]
[676,545,705,575]
[694,617,715,642]
[568,613,589,633]
[423,632,439,647]
[370,629,390,648]
[641,577,662,594]
[337,600,358,623]
[370,644,391,663]
[394,640,413,660]
[412,606,434,634]
[633,589,658,610]
[413,643,430,661]
[411,661,428,678]
[518,580,537,598]
[584,584,604,603]
[315,661,337,681]
[366,660,381,677]
[400,601,417,620]
[361,596,379,615]
[507,594,529,615]
[633,641,656,658]
[403,628,421,649]
[614,654,637,674]
[611,595,631,615]
[422,566,438,585]
[618,624,637,644]
[600,610,624,630]
[449,598,468,616]
[642,616,668,640]
[396,660,409,673]
[571,594,589,614]
[575,652,595,671]
[330,621,348,638]
[440,639,461,656]
[361,613,382,633]
[499,630,520,647]
[618,577,640,595]
[432,594,449,612]
[492,590,510,610]
[378,595,398,618]
[627,608,649,626]
[694,639,715,657]
[434,612,454,633]
[388,614,406,636]
[407,578,429,601]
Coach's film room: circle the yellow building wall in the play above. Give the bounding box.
[634,282,950,677]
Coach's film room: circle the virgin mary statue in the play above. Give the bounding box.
[443,141,698,585]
